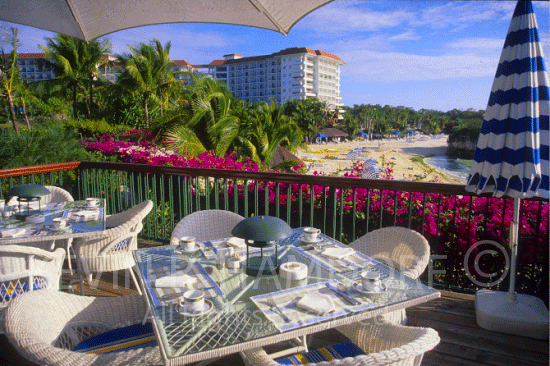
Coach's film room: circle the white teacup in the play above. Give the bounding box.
[303,227,320,241]
[179,236,196,251]
[361,271,381,291]
[52,217,68,229]
[86,198,100,207]
[182,289,205,313]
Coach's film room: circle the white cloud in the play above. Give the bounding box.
[390,30,420,41]
[316,37,498,83]
[298,2,415,33]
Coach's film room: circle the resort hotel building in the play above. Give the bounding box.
[200,47,344,110]
[15,47,344,112]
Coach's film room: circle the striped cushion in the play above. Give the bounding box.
[73,323,157,354]
[276,341,366,365]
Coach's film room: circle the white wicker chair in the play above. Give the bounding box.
[4,290,163,366]
[349,227,431,325]
[6,185,76,272]
[240,321,440,366]
[73,200,153,295]
[170,209,245,245]
[0,245,65,334]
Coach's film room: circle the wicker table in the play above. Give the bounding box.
[134,228,440,366]
[0,200,106,247]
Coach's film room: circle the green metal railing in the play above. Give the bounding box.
[1,161,548,300]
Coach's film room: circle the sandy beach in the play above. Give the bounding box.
[296,135,465,184]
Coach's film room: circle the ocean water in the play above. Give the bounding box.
[424,156,473,183]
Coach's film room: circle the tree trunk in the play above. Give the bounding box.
[72,85,78,119]
[22,100,31,130]
[144,94,149,128]
[7,93,19,134]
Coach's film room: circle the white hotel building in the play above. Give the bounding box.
[202,47,344,109]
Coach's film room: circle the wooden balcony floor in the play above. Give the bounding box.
[1,240,548,366]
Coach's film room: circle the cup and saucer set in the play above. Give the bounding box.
[298,227,323,243]
[176,290,213,317]
[175,236,201,254]
[353,271,387,295]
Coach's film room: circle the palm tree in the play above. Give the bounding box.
[239,98,302,166]
[156,76,240,156]
[40,35,110,119]
[116,39,175,128]
[0,27,21,133]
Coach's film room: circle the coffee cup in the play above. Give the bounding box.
[361,271,381,291]
[303,227,320,241]
[182,289,205,313]
[86,198,100,207]
[179,236,196,251]
[52,217,68,229]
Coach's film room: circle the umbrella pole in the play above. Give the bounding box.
[506,198,520,303]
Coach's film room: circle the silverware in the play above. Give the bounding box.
[161,286,214,300]
[326,283,361,305]
[266,295,290,323]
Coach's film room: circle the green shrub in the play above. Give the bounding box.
[0,124,90,169]
[63,119,133,138]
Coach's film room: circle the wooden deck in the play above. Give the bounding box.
[1,240,548,366]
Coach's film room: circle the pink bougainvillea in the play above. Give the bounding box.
[83,130,549,293]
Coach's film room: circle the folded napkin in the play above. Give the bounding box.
[25,214,45,224]
[321,247,355,260]
[0,228,27,238]
[154,271,197,288]
[73,210,99,219]
[296,293,335,315]
[226,237,246,249]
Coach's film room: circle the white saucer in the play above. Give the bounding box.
[175,244,201,254]
[177,299,213,317]
[353,281,387,295]
[298,235,322,243]
[47,223,72,231]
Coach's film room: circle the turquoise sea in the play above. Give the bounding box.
[424,156,473,183]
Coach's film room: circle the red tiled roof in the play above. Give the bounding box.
[209,60,227,66]
[218,47,344,65]
[173,60,193,66]
[17,53,45,59]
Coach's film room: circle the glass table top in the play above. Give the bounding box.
[0,200,106,242]
[134,228,440,362]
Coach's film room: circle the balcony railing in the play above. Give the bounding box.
[0,161,547,301]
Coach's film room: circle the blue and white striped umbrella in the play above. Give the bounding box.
[466,0,549,200]
[466,0,549,309]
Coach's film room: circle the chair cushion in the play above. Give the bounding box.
[276,341,366,365]
[1,277,47,303]
[73,323,157,354]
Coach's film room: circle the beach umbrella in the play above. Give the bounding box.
[390,131,401,135]
[314,134,327,139]
[465,0,549,339]
[356,132,368,136]
[404,131,415,135]
[0,0,334,42]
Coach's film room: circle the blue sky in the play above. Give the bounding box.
[2,0,549,112]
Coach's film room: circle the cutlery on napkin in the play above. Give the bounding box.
[0,228,27,238]
[225,237,246,249]
[320,247,355,260]
[154,271,197,288]
[296,293,335,315]
[73,210,99,218]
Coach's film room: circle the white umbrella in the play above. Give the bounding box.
[465,0,549,339]
[0,0,333,42]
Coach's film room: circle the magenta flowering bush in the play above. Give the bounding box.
[83,130,548,296]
